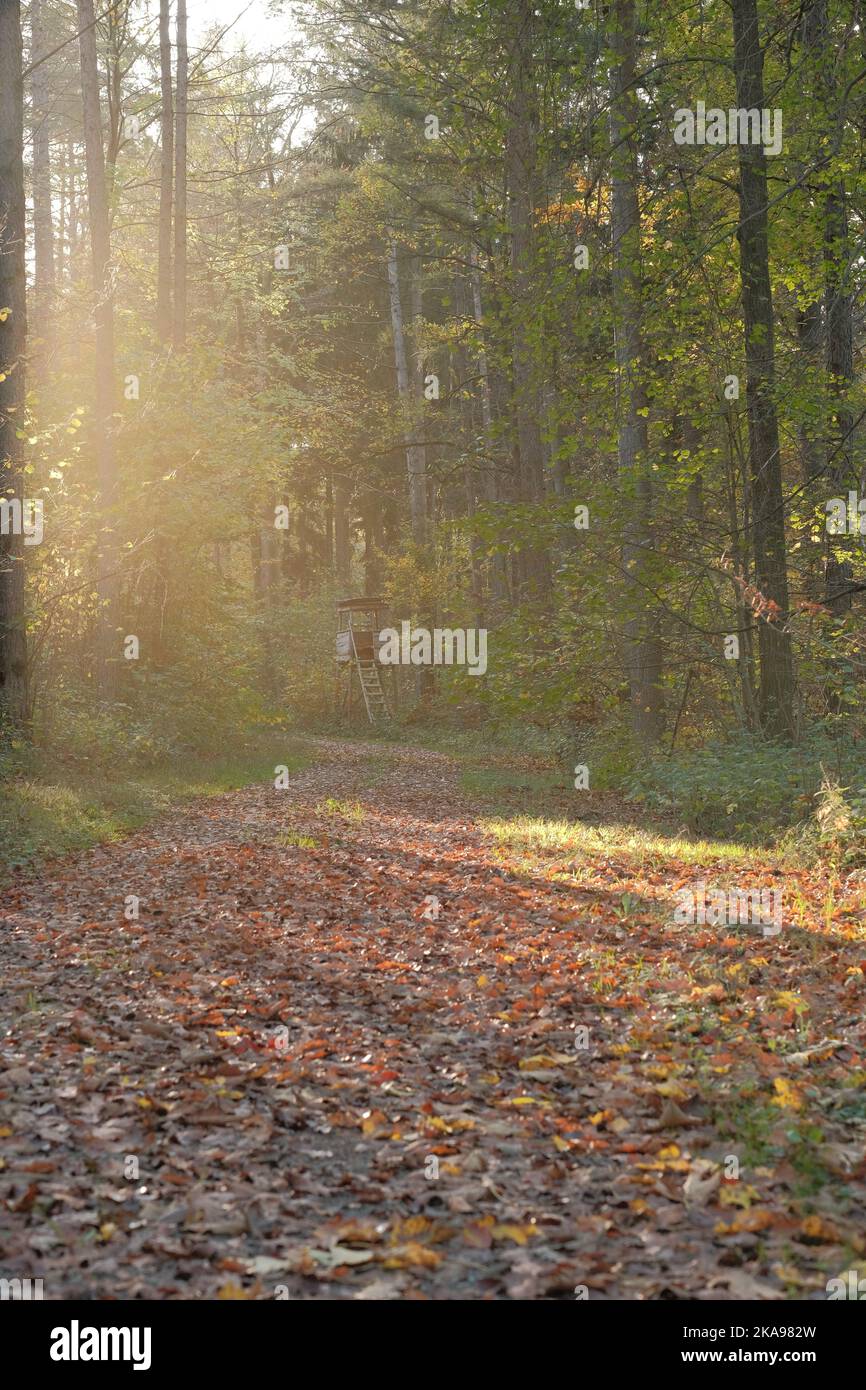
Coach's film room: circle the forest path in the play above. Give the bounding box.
[1,737,864,1300]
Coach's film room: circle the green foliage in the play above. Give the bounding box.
[620,733,864,843]
[0,737,314,881]
[459,764,559,809]
[315,797,365,821]
[810,775,866,866]
[7,0,866,870]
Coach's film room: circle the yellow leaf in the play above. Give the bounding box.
[654,1080,692,1101]
[771,1077,803,1110]
[491,1223,537,1245]
[800,1214,841,1243]
[774,991,809,1015]
[553,1135,570,1152]
[361,1110,387,1135]
[719,1184,760,1208]
[636,1153,690,1172]
[381,1242,442,1269]
[691,983,726,1001]
[395,1215,431,1238]
[714,1209,775,1235]
[217,1281,251,1299]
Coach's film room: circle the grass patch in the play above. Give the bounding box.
[460,765,560,805]
[278,831,319,848]
[481,814,760,874]
[315,797,366,822]
[0,742,313,881]
[714,1091,780,1167]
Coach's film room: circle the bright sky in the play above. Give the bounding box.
[186,0,292,50]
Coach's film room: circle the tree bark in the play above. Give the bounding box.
[30,0,56,348]
[505,0,550,602]
[609,0,664,741]
[469,248,509,608]
[823,174,855,619]
[77,0,119,698]
[386,238,427,545]
[66,135,79,277]
[818,0,855,617]
[334,476,351,589]
[173,0,188,348]
[157,0,173,342]
[0,0,29,726]
[731,0,795,737]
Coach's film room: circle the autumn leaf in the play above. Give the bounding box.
[771,1077,804,1110]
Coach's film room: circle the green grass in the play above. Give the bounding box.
[0,743,313,881]
[315,797,366,822]
[459,765,560,804]
[482,813,760,873]
[277,830,319,848]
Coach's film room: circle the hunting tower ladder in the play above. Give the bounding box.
[335,597,393,725]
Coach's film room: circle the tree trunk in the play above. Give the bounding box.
[57,139,67,281]
[386,238,427,545]
[0,0,29,726]
[823,174,855,619]
[731,0,795,737]
[66,135,79,278]
[455,285,485,628]
[104,0,125,175]
[30,0,56,348]
[505,0,549,602]
[77,0,119,699]
[819,0,855,618]
[609,0,664,742]
[334,476,350,589]
[156,0,173,342]
[172,0,188,348]
[469,247,509,607]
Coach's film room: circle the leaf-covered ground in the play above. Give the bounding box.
[1,738,865,1300]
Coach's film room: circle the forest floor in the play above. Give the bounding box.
[1,736,866,1300]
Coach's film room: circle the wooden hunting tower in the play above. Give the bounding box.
[335,597,392,725]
